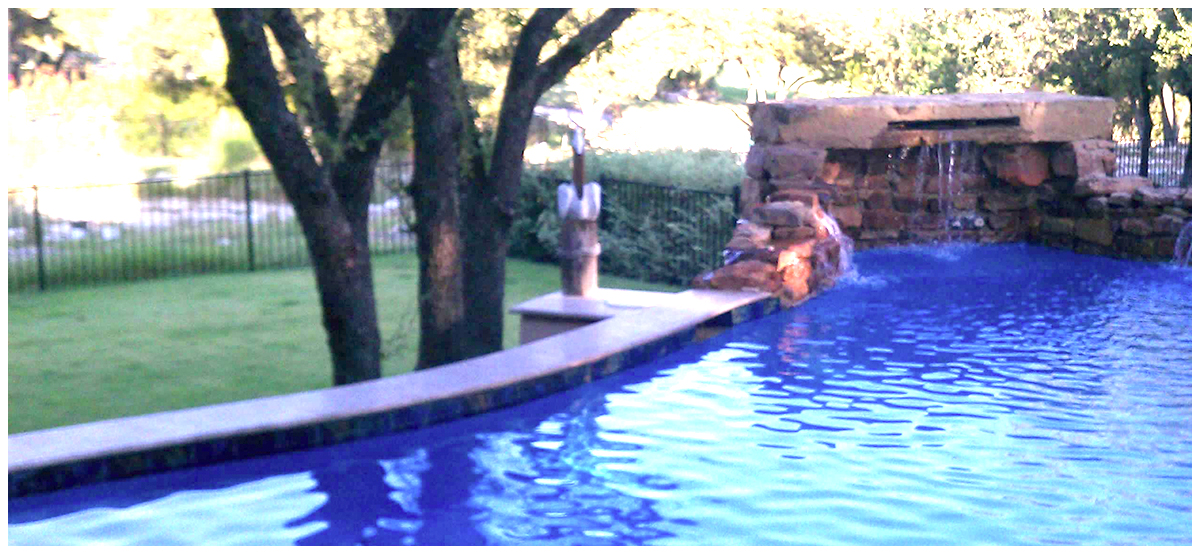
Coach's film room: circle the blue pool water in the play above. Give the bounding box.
[8,244,1192,545]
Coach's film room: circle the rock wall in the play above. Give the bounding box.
[695,94,1191,305]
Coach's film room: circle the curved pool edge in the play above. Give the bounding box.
[8,288,779,499]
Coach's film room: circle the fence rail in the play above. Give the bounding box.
[8,164,738,292]
[8,164,416,292]
[1114,140,1191,187]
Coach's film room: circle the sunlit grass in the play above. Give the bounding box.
[7,252,680,433]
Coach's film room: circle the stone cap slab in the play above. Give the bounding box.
[750,93,1115,148]
[9,287,770,476]
[509,287,682,321]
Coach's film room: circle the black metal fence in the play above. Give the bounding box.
[520,173,739,286]
[1115,140,1191,187]
[8,163,738,292]
[7,163,415,292]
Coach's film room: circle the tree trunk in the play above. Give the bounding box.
[1138,71,1154,178]
[460,8,636,357]
[299,202,382,385]
[410,37,467,369]
[216,9,385,385]
[1182,141,1192,187]
[1159,84,1178,143]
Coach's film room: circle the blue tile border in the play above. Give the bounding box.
[9,295,784,499]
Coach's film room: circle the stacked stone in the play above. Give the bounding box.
[691,195,844,306]
[1028,139,1191,261]
[1037,176,1191,260]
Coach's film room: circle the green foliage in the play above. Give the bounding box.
[1043,8,1191,139]
[539,148,743,191]
[595,193,734,285]
[511,148,740,284]
[207,108,264,173]
[115,9,227,158]
[116,81,221,157]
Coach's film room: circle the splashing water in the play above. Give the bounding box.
[815,209,856,277]
[1173,221,1191,266]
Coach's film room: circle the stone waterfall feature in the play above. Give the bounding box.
[693,92,1192,305]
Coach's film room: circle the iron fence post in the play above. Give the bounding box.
[244,169,256,272]
[731,184,741,224]
[32,184,46,291]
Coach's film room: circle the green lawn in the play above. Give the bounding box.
[8,253,680,433]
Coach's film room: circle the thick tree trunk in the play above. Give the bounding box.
[410,38,467,369]
[460,83,541,356]
[297,201,382,385]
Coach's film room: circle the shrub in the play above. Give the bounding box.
[537,147,743,191]
[509,167,737,286]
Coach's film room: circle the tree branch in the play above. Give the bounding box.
[533,8,637,95]
[507,8,569,91]
[262,8,340,163]
[213,9,324,197]
[340,8,456,162]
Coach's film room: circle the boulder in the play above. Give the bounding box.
[1051,140,1116,178]
[1040,217,1075,235]
[745,143,827,181]
[1133,186,1185,207]
[981,192,1026,212]
[892,195,922,213]
[752,201,819,227]
[1108,191,1133,208]
[739,178,765,218]
[765,188,821,207]
[829,205,863,229]
[1075,218,1114,246]
[780,261,812,304]
[773,224,821,242]
[732,220,773,246]
[725,234,763,252]
[1153,214,1187,236]
[775,239,817,270]
[1119,218,1153,237]
[694,260,781,293]
[820,161,842,184]
[1073,176,1151,197]
[952,193,979,211]
[862,209,906,230]
[983,144,1051,187]
[864,190,891,210]
[1084,196,1109,216]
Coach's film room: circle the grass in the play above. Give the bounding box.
[7,252,680,433]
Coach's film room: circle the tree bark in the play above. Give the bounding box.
[410,35,467,369]
[214,8,454,385]
[1137,64,1154,178]
[461,8,636,356]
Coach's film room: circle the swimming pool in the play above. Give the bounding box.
[8,243,1191,545]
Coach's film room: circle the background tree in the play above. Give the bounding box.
[1156,8,1192,184]
[214,8,456,385]
[1044,8,1178,177]
[115,9,227,159]
[8,8,62,88]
